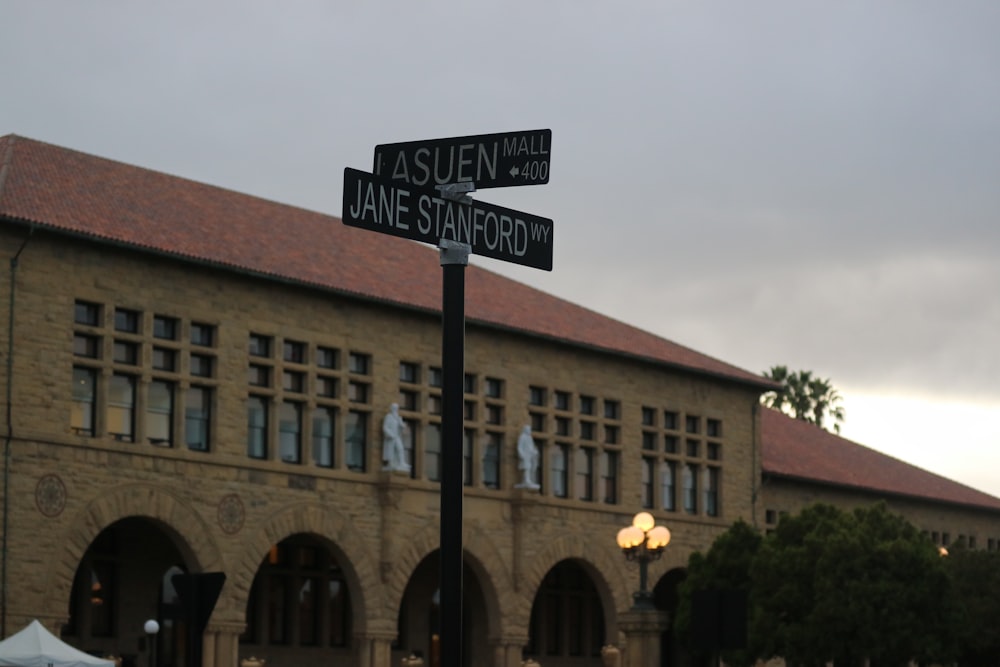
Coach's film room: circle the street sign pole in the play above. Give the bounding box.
[439,236,469,667]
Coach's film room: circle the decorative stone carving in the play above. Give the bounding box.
[35,474,67,518]
[217,494,245,535]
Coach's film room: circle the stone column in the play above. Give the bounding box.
[489,636,530,667]
[355,630,397,667]
[618,609,669,667]
[205,622,243,667]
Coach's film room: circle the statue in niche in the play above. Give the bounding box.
[515,424,540,490]
[382,403,411,473]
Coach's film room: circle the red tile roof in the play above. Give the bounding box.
[760,407,1000,511]
[0,134,770,388]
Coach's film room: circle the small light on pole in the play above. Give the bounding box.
[616,512,671,610]
[143,619,160,667]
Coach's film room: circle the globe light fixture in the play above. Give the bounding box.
[616,511,671,610]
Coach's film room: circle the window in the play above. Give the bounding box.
[283,340,306,364]
[279,402,302,463]
[706,418,722,438]
[529,386,546,406]
[185,386,211,451]
[642,458,654,509]
[348,352,369,375]
[705,468,719,516]
[552,444,568,498]
[114,308,139,333]
[71,368,97,436]
[463,430,475,486]
[153,347,176,371]
[683,464,697,514]
[555,390,570,411]
[147,380,174,446]
[665,435,678,454]
[642,432,657,450]
[113,341,138,365]
[685,415,700,434]
[604,400,620,420]
[463,400,476,421]
[190,353,213,377]
[190,322,214,346]
[530,412,545,433]
[317,376,337,398]
[486,404,503,425]
[312,407,334,468]
[345,411,367,471]
[483,432,501,489]
[555,417,571,436]
[580,421,595,441]
[428,367,442,387]
[348,381,368,403]
[75,301,101,326]
[600,451,617,504]
[399,362,419,383]
[73,334,101,358]
[661,461,676,511]
[576,448,593,500]
[249,334,272,357]
[248,397,268,459]
[580,395,595,415]
[425,423,442,482]
[707,442,721,460]
[399,389,418,411]
[641,407,655,426]
[248,364,271,387]
[686,440,700,457]
[282,370,305,393]
[604,425,619,444]
[485,377,503,398]
[153,315,178,340]
[107,374,135,441]
[663,411,678,430]
[316,347,338,369]
[463,374,476,394]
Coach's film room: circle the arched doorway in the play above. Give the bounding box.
[239,534,353,664]
[395,551,489,667]
[527,559,606,667]
[62,517,188,667]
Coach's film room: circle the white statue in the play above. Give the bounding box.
[515,425,540,489]
[382,403,411,472]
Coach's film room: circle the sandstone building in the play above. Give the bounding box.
[0,135,997,667]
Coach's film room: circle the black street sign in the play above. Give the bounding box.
[343,167,553,271]
[374,129,551,189]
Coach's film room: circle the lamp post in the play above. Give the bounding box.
[143,619,160,667]
[616,511,671,610]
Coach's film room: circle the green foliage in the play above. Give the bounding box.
[762,365,846,433]
[941,547,1000,666]
[675,520,761,666]
[677,504,967,666]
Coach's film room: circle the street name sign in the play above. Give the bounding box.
[374,129,551,189]
[343,167,553,271]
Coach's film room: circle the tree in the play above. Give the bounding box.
[941,546,1000,666]
[750,502,949,666]
[762,365,846,433]
[674,520,761,666]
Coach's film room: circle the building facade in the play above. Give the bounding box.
[1,135,998,667]
[0,135,773,667]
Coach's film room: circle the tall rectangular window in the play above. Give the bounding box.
[185,386,211,451]
[312,407,334,468]
[683,463,698,514]
[661,461,676,511]
[483,432,501,489]
[575,448,593,501]
[705,467,720,517]
[107,374,135,442]
[71,367,97,436]
[345,411,368,471]
[425,423,442,482]
[279,402,302,463]
[403,418,417,478]
[600,451,617,504]
[552,444,568,498]
[248,396,268,459]
[463,429,475,486]
[147,380,174,446]
[642,458,654,508]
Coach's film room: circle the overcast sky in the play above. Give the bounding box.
[3,2,998,495]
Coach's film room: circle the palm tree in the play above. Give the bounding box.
[762,365,846,434]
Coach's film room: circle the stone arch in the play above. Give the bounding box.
[510,531,630,638]
[383,519,509,639]
[230,501,384,630]
[42,482,224,622]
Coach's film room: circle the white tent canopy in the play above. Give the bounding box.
[0,620,114,667]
